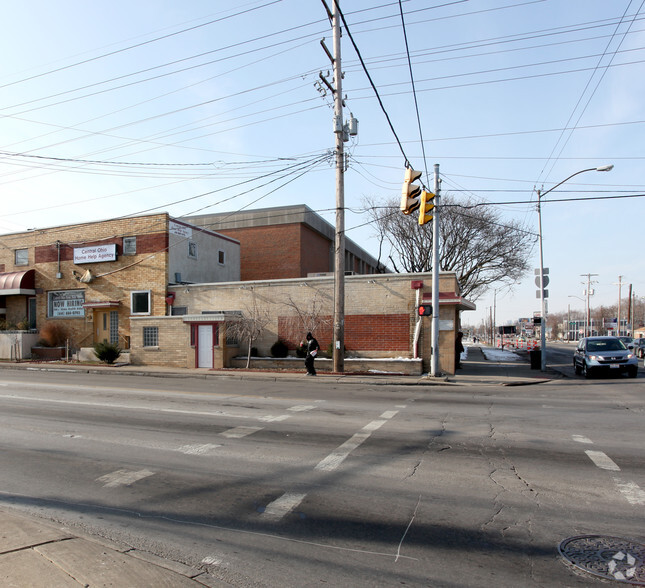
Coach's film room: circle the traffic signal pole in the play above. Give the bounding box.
[431,164,441,376]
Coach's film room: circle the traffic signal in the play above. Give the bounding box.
[418,190,435,225]
[400,167,422,215]
[418,304,432,316]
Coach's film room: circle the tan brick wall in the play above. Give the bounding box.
[0,213,171,348]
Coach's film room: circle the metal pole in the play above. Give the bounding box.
[430,164,440,376]
[331,0,345,373]
[537,189,547,371]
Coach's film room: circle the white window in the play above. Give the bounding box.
[131,291,151,315]
[188,241,198,259]
[15,249,28,266]
[143,326,158,347]
[218,250,225,265]
[123,237,136,255]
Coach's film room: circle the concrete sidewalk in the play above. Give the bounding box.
[0,345,560,587]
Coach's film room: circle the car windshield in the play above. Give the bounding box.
[587,339,625,352]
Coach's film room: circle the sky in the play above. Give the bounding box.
[1,0,644,326]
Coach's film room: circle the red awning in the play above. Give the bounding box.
[0,269,36,295]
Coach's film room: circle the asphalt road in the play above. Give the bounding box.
[0,368,643,587]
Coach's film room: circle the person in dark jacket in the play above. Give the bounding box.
[304,332,320,376]
[455,331,465,371]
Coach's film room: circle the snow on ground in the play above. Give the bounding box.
[475,347,522,362]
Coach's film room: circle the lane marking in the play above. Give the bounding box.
[288,405,316,412]
[262,492,307,521]
[585,450,621,471]
[572,435,593,444]
[178,443,221,455]
[380,410,399,420]
[315,419,388,472]
[96,469,154,488]
[259,415,290,422]
[220,426,263,439]
[613,478,645,506]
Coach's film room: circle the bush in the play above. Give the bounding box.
[295,342,307,358]
[270,339,289,358]
[38,322,68,347]
[250,346,259,357]
[93,342,122,364]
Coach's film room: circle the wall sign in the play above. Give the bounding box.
[74,244,116,264]
[48,290,85,318]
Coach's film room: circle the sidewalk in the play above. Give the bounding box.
[0,345,559,587]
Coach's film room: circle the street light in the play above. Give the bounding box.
[536,165,613,371]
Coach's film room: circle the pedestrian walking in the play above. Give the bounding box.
[455,331,465,371]
[304,332,320,376]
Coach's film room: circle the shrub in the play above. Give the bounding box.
[93,341,122,364]
[295,342,306,358]
[250,346,259,357]
[38,322,68,347]
[270,339,289,358]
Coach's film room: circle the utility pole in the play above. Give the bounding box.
[430,164,441,376]
[320,0,357,373]
[614,276,623,336]
[581,273,598,337]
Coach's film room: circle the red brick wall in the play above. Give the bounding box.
[218,224,331,280]
[279,313,409,353]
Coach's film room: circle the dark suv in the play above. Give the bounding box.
[633,338,645,359]
[573,336,638,378]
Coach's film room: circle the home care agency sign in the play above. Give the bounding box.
[74,244,117,264]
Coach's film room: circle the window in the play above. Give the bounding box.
[109,311,119,344]
[131,291,151,315]
[143,326,158,347]
[15,249,28,266]
[218,250,225,265]
[171,306,187,316]
[188,241,198,259]
[123,237,136,255]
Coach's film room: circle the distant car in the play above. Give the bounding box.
[573,336,638,378]
[618,336,634,349]
[633,338,645,358]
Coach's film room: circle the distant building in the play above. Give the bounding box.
[183,204,387,281]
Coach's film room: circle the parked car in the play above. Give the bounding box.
[633,338,645,359]
[573,336,638,378]
[618,336,634,349]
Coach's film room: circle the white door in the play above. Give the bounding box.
[197,325,213,368]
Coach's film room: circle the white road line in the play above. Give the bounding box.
[613,478,645,506]
[572,435,594,444]
[178,443,221,455]
[363,419,387,432]
[585,450,621,471]
[262,492,307,521]
[259,415,290,422]
[380,410,399,419]
[96,469,154,488]
[220,426,262,438]
[287,405,316,412]
[315,432,371,472]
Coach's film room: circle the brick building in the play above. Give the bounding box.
[0,213,239,356]
[131,272,475,375]
[183,204,386,281]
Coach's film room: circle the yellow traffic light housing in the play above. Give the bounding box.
[400,167,422,215]
[418,190,435,225]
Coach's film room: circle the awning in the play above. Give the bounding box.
[0,269,36,295]
[82,301,120,309]
[423,291,477,312]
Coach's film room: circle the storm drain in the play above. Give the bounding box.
[559,535,645,585]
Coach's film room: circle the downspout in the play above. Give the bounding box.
[413,288,422,358]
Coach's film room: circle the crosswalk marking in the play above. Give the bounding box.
[178,443,221,455]
[262,492,307,521]
[96,469,154,488]
[220,426,262,439]
[585,450,621,471]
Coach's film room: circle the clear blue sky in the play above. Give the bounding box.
[1,1,643,325]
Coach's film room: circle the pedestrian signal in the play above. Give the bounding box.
[418,304,432,316]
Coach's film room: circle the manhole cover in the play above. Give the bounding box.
[559,535,645,584]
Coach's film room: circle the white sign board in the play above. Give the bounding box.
[439,320,454,331]
[74,244,116,264]
[169,221,192,238]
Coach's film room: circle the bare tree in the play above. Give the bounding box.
[281,292,332,350]
[364,194,535,300]
[225,295,271,368]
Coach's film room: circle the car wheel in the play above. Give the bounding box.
[628,366,638,378]
[582,362,593,379]
[574,360,582,376]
